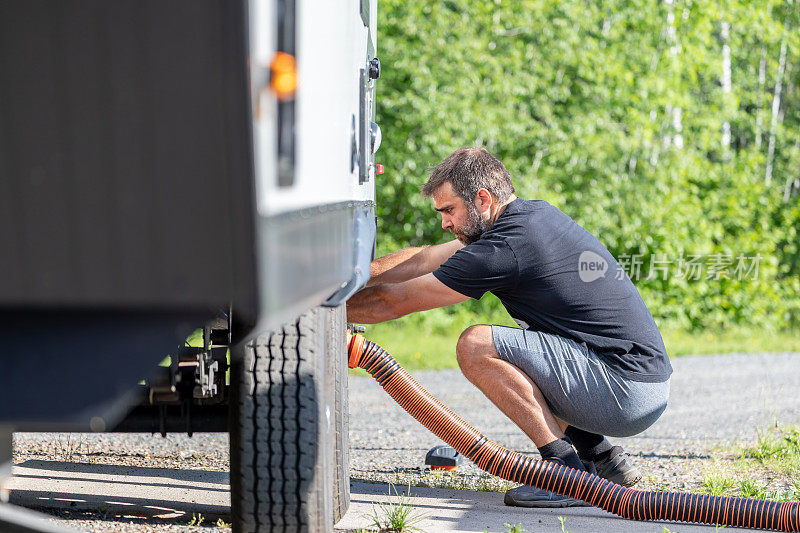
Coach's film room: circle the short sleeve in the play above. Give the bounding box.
[432,239,519,299]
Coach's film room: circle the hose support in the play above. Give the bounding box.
[347,334,800,531]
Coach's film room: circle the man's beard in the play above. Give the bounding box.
[453,203,491,245]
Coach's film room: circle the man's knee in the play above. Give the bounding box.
[456,324,496,375]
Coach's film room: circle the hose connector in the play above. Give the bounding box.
[347,332,367,369]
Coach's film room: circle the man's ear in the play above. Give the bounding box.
[475,188,493,213]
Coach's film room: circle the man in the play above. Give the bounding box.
[347,147,672,508]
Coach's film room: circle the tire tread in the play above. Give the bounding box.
[230,306,346,533]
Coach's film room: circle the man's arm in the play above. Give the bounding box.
[367,239,464,286]
[347,273,469,323]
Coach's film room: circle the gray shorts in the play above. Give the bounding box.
[492,325,670,438]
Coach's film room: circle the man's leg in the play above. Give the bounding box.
[456,325,583,469]
[565,426,613,461]
[457,324,593,508]
[482,324,662,491]
[456,324,563,446]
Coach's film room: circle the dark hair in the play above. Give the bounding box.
[421,147,515,203]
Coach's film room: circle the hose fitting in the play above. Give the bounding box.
[347,333,800,531]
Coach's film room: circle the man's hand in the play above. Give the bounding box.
[367,239,464,286]
[347,273,469,324]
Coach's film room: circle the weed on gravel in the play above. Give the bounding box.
[696,423,800,501]
[507,522,527,533]
[739,478,772,499]
[701,463,737,496]
[52,435,88,462]
[353,465,515,494]
[742,424,800,475]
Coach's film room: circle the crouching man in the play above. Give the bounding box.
[346,147,672,508]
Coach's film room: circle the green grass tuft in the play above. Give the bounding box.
[505,522,526,533]
[739,478,772,499]
[701,467,736,496]
[366,484,426,532]
[741,425,800,476]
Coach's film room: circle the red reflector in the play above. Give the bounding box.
[375,163,384,175]
[431,465,457,471]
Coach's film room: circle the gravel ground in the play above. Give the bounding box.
[9,351,800,531]
[11,433,230,532]
[13,433,229,472]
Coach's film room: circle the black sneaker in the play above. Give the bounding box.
[593,446,642,487]
[503,459,594,508]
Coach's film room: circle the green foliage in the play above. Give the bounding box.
[377,0,800,332]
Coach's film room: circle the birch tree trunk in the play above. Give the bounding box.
[765,39,788,186]
[784,141,799,202]
[721,21,732,156]
[756,46,766,148]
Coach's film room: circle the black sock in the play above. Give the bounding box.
[537,437,585,471]
[565,426,613,461]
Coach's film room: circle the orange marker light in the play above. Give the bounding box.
[270,51,297,101]
[375,163,384,175]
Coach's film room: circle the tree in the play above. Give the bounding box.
[376,0,800,331]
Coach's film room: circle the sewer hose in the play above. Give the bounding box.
[347,334,800,531]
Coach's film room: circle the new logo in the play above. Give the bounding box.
[578,251,608,282]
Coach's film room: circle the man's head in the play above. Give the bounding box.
[422,147,515,244]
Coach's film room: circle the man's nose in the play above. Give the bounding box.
[441,216,452,230]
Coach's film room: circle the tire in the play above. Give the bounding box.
[325,305,350,523]
[230,306,342,533]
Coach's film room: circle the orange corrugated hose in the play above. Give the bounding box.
[348,333,800,531]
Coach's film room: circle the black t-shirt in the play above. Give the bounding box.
[432,198,672,383]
